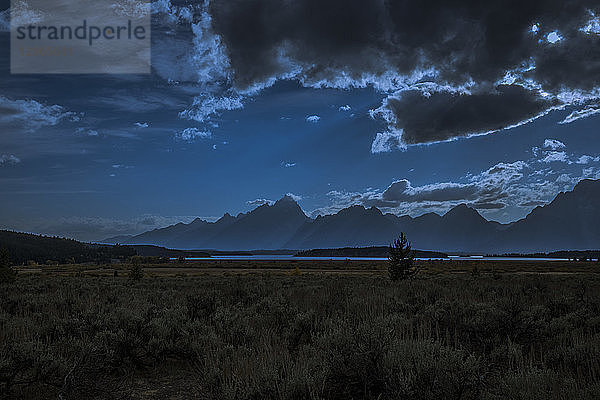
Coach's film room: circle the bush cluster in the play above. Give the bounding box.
[1,274,599,399]
[0,248,16,284]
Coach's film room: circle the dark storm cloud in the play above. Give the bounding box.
[378,85,557,144]
[3,0,599,148]
[205,0,600,145]
[525,19,600,92]
[209,0,551,87]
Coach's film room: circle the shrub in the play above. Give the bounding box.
[2,272,600,399]
[128,258,143,281]
[0,247,16,284]
[388,232,417,281]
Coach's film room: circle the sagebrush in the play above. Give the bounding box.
[1,274,599,399]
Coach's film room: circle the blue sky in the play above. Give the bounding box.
[1,1,600,241]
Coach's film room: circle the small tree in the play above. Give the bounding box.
[0,247,17,283]
[128,257,143,281]
[388,233,417,281]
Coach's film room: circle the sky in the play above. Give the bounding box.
[1,0,600,241]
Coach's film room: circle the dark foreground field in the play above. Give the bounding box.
[2,269,600,399]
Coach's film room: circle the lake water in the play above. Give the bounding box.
[171,255,572,262]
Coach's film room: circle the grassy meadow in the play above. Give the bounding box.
[1,263,600,399]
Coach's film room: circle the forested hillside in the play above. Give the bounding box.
[0,230,135,265]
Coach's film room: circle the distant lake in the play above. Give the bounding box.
[170,255,571,262]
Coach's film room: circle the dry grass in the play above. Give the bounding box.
[14,258,600,278]
[1,270,600,399]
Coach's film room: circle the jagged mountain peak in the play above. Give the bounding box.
[189,217,208,226]
[246,195,307,219]
[367,206,383,215]
[271,195,302,211]
[275,194,299,205]
[216,213,236,224]
[444,203,483,219]
[221,212,233,218]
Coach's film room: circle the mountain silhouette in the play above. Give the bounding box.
[495,179,600,252]
[285,205,399,249]
[120,195,309,250]
[109,179,600,253]
[199,196,309,250]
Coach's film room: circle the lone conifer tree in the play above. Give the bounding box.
[388,233,417,281]
[128,256,143,281]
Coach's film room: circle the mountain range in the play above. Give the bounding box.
[101,179,600,253]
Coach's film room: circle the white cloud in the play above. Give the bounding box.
[0,9,9,32]
[134,122,149,128]
[286,193,303,202]
[76,128,99,136]
[583,167,600,179]
[306,115,321,123]
[543,139,566,150]
[382,180,479,203]
[371,130,405,153]
[555,173,576,184]
[179,94,244,123]
[478,161,529,185]
[0,154,20,166]
[152,2,230,84]
[581,13,600,34]
[152,0,194,22]
[321,137,598,221]
[530,23,540,34]
[175,127,212,142]
[248,193,302,207]
[339,105,351,111]
[541,151,569,163]
[535,139,588,164]
[0,96,75,132]
[190,10,233,84]
[320,159,539,218]
[576,155,600,164]
[247,198,274,206]
[151,2,244,125]
[282,162,296,168]
[6,2,45,28]
[110,0,151,18]
[546,31,563,43]
[559,105,600,124]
